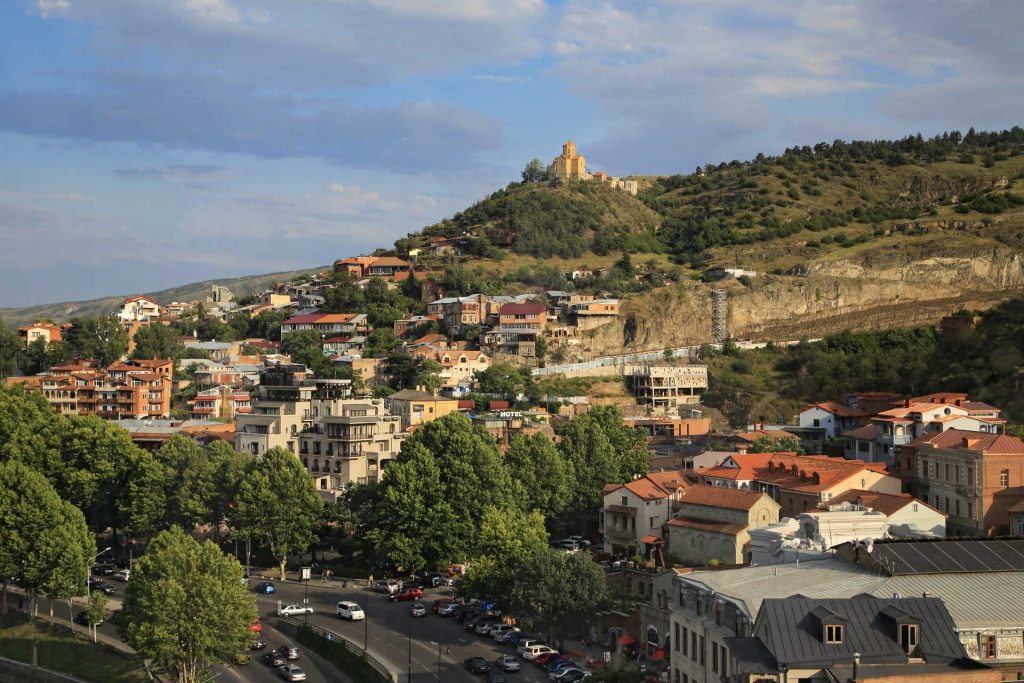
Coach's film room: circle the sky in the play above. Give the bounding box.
[1,0,1022,307]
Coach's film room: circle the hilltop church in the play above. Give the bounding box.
[548,139,638,195]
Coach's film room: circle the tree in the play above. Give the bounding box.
[234,448,323,580]
[151,435,213,530]
[535,335,548,360]
[460,506,548,604]
[521,158,548,183]
[132,324,185,362]
[20,337,51,375]
[0,460,94,618]
[0,320,19,377]
[122,527,257,683]
[204,441,252,542]
[507,550,608,648]
[64,316,128,365]
[747,435,804,454]
[384,350,417,389]
[504,434,571,519]
[476,362,529,396]
[415,359,444,395]
[85,591,108,642]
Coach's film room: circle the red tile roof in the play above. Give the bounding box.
[735,429,799,443]
[756,453,891,494]
[679,484,771,511]
[842,424,879,440]
[823,489,939,517]
[284,313,361,325]
[805,401,868,418]
[913,429,1024,454]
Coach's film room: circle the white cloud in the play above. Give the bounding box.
[183,0,241,24]
[33,0,69,17]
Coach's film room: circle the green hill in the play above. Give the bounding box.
[400,127,1024,273]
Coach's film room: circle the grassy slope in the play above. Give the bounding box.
[0,613,146,683]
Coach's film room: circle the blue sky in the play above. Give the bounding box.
[1,0,1022,307]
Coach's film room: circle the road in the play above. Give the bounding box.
[8,588,336,683]
[255,579,573,683]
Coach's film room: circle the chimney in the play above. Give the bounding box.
[922,592,930,598]
[853,652,861,681]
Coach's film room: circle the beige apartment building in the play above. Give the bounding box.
[299,398,406,499]
[235,364,316,456]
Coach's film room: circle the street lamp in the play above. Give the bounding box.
[407,615,412,683]
[301,567,311,626]
[80,547,111,634]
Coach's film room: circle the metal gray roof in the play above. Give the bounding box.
[872,572,1024,629]
[755,597,965,667]
[678,557,888,619]
[869,539,1024,574]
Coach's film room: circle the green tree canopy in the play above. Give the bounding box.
[747,435,804,454]
[521,158,548,183]
[475,362,530,396]
[122,526,257,683]
[64,316,128,366]
[460,506,548,604]
[0,320,19,377]
[504,433,571,519]
[131,324,185,362]
[0,459,94,617]
[234,447,323,579]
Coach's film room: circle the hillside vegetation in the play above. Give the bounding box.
[703,295,1024,433]
[402,127,1024,273]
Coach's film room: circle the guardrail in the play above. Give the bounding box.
[532,346,693,377]
[276,616,395,683]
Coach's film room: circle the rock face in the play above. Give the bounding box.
[590,246,1024,354]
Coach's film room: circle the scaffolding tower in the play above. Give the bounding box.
[711,289,729,343]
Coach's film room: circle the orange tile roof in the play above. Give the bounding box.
[805,401,868,418]
[645,470,690,493]
[755,453,891,493]
[679,484,770,511]
[842,424,879,440]
[622,477,671,501]
[823,489,941,517]
[913,429,1024,454]
[735,429,799,443]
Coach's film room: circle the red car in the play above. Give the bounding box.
[389,588,423,602]
[432,597,454,613]
[249,617,263,634]
[534,653,566,667]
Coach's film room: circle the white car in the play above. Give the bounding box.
[112,569,131,581]
[278,604,313,617]
[336,601,365,621]
[278,664,306,681]
[522,645,558,661]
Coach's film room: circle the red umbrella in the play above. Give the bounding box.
[618,634,637,646]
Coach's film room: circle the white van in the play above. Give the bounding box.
[517,639,541,655]
[336,601,365,621]
[522,645,557,661]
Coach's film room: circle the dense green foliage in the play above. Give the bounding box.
[122,527,257,683]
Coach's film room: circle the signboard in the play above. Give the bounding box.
[301,567,311,581]
[603,652,611,663]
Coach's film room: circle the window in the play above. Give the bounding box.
[682,627,688,656]
[813,418,820,427]
[698,636,705,665]
[712,642,718,673]
[968,502,974,520]
[650,516,657,528]
[691,632,697,661]
[674,623,680,652]
[956,500,961,516]
[955,466,961,484]
[825,624,844,644]
[1001,470,1010,487]
[981,635,996,659]
[621,496,629,506]
[945,463,951,481]
[899,624,919,654]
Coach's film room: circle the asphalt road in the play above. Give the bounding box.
[254,579,574,683]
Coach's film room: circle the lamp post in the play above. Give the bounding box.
[364,614,368,653]
[407,616,412,683]
[437,641,442,683]
[301,567,311,626]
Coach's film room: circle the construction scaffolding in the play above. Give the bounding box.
[711,289,729,343]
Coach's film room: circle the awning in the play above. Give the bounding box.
[651,648,666,661]
[641,535,662,544]
[618,635,637,646]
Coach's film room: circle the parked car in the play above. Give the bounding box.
[464,657,491,675]
[491,624,517,641]
[532,651,565,667]
[522,645,558,661]
[73,610,103,627]
[252,581,276,594]
[546,659,578,674]
[278,604,313,616]
[568,535,592,547]
[389,588,423,602]
[495,655,520,672]
[507,632,535,647]
[496,629,522,644]
[551,540,580,552]
[277,644,301,660]
[475,620,501,635]
[371,579,400,594]
[431,597,454,613]
[559,671,592,682]
[262,652,287,667]
[411,603,427,617]
[439,602,460,617]
[550,668,586,682]
[251,639,267,651]
[250,617,264,634]
[92,564,115,576]
[112,569,131,581]
[87,579,115,595]
[337,601,365,620]
[279,664,307,681]
[517,639,542,655]
[438,574,456,586]
[457,607,480,623]
[487,672,507,683]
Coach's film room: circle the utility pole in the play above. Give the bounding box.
[407,617,412,683]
